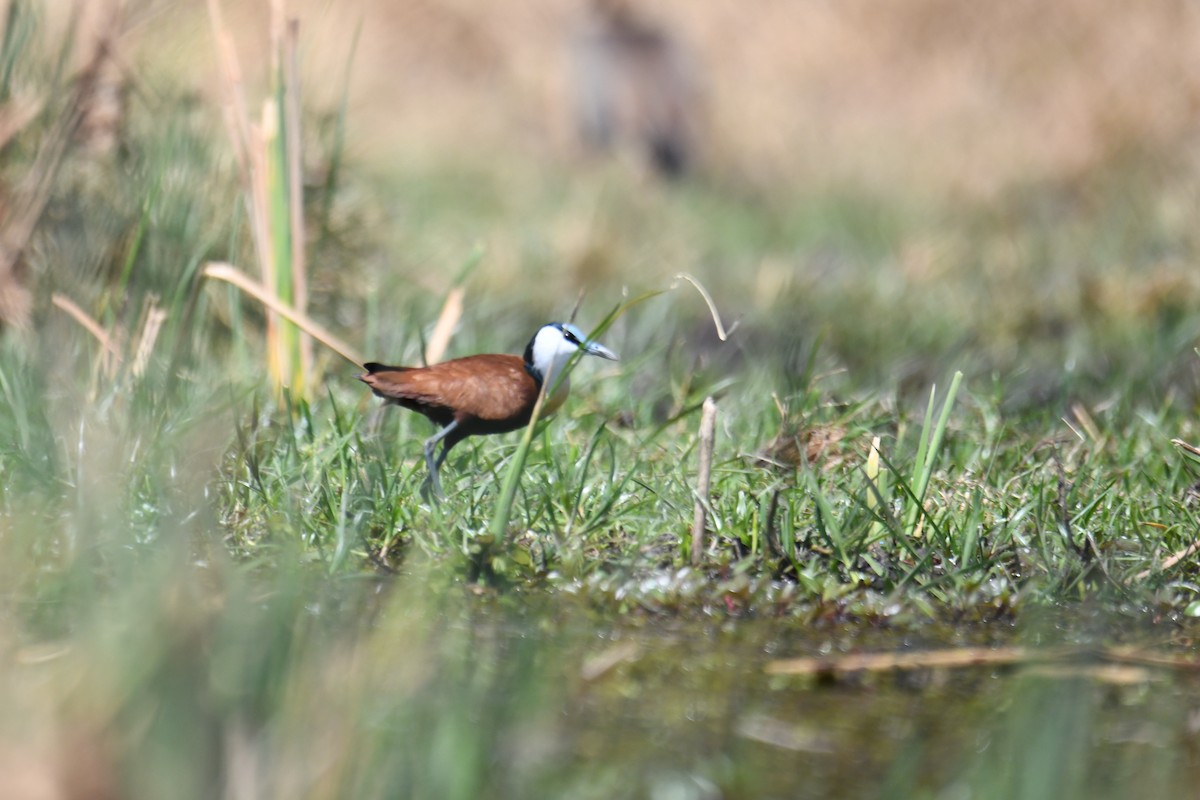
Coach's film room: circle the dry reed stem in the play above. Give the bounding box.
[691,396,717,565]
[208,0,314,395]
[203,262,363,367]
[768,644,1200,678]
[672,273,737,341]
[1171,438,1200,459]
[567,287,587,325]
[283,16,311,382]
[131,302,167,377]
[1021,663,1152,685]
[246,105,279,385]
[767,646,1062,676]
[1134,535,1200,582]
[1102,647,1200,671]
[423,286,464,365]
[51,293,121,368]
[205,0,253,188]
[207,0,278,316]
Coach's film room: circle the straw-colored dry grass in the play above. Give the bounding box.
[67,0,1194,325]
[119,0,1200,198]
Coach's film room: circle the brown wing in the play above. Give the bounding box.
[360,362,452,425]
[360,355,540,427]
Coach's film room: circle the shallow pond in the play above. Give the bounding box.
[6,563,1198,800]
[355,593,1200,800]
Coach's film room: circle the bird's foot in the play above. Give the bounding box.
[420,474,444,504]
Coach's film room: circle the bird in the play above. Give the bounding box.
[572,0,702,179]
[360,322,619,499]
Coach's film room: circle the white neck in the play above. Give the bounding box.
[530,326,580,388]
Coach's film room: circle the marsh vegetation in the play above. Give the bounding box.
[3,1,1200,797]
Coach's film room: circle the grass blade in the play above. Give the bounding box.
[903,371,963,539]
[488,290,660,541]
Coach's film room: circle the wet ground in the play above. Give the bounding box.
[378,593,1200,800]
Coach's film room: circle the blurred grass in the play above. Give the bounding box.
[3,0,1200,796]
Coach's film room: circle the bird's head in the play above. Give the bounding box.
[524,322,619,385]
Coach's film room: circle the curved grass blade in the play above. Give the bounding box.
[488,290,661,541]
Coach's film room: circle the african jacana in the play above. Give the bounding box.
[360,322,619,499]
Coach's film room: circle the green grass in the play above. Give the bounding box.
[208,350,1199,618]
[3,4,1200,797]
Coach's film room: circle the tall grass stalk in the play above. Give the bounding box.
[486,319,606,542]
[487,276,732,544]
[207,0,313,399]
[690,396,717,565]
[486,293,651,541]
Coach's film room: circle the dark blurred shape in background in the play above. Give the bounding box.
[75,3,128,162]
[571,0,702,179]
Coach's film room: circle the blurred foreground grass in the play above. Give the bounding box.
[4,1,1200,797]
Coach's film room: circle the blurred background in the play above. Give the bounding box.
[34,0,1199,397]
[169,0,1200,195]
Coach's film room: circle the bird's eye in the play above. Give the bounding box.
[561,327,580,343]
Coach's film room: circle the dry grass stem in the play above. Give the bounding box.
[672,273,737,341]
[423,286,464,365]
[768,645,1200,678]
[1171,438,1200,459]
[204,262,363,367]
[205,0,253,184]
[282,15,312,382]
[691,395,717,565]
[767,647,1060,676]
[51,293,120,367]
[132,302,167,377]
[1134,537,1200,582]
[206,0,313,396]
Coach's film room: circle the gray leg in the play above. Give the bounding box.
[421,420,460,501]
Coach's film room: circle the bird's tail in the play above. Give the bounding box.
[358,362,418,402]
[361,362,409,376]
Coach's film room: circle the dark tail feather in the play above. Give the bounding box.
[363,362,406,374]
[359,362,411,389]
